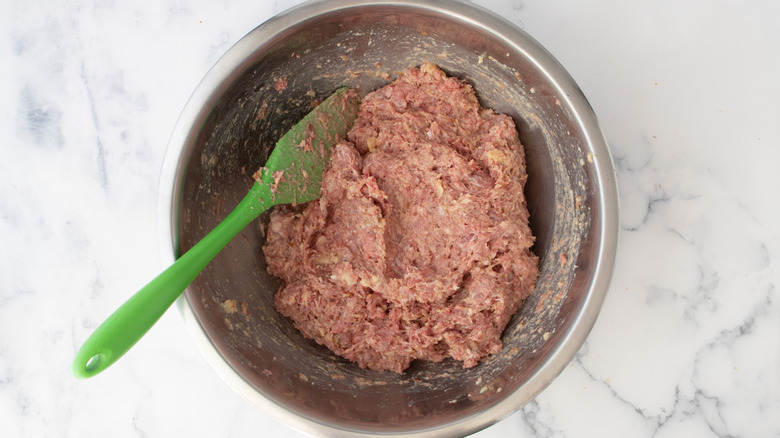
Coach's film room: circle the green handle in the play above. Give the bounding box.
[72,183,271,378]
[73,87,360,379]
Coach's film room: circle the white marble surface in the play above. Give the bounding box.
[2,0,778,436]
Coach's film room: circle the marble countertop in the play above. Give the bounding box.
[2,0,778,436]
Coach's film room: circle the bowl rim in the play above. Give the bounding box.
[156,0,619,436]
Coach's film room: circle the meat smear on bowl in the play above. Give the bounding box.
[262,63,539,373]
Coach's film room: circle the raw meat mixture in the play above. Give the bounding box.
[263,63,539,373]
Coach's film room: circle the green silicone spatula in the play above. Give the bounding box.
[73,87,360,379]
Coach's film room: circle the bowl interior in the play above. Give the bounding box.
[170,3,611,435]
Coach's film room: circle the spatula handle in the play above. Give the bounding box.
[72,183,270,378]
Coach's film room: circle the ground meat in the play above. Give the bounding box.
[263,63,539,373]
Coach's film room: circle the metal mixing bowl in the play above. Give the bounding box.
[157,1,618,436]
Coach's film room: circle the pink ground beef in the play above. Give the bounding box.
[263,63,539,373]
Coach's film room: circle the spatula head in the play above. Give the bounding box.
[253,87,360,206]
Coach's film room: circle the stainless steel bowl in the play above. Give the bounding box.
[157,1,618,436]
